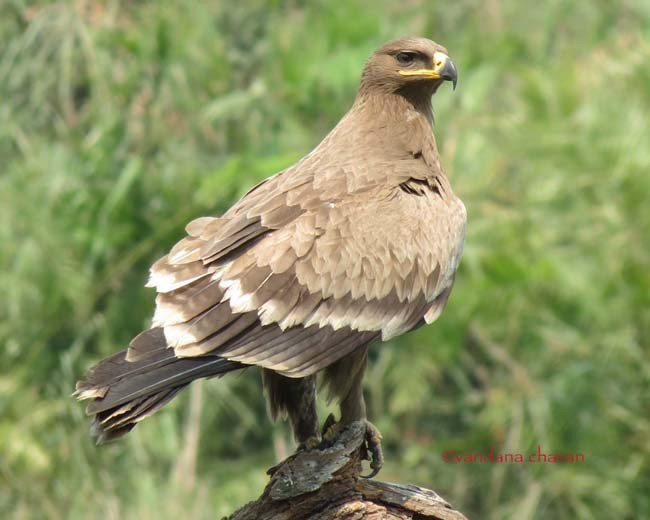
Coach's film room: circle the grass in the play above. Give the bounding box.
[1,1,649,518]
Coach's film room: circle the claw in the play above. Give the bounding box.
[298,434,322,451]
[361,465,382,479]
[321,413,337,436]
[321,416,384,478]
[321,414,344,446]
[360,420,384,478]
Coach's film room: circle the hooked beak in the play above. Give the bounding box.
[398,51,458,90]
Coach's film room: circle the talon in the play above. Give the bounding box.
[319,417,385,477]
[298,434,322,451]
[360,420,384,478]
[321,416,344,446]
[321,413,337,436]
[361,464,382,479]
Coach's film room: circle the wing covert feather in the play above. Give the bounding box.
[140,159,466,377]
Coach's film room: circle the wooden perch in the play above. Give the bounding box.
[226,423,467,520]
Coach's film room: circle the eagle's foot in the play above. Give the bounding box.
[297,434,322,451]
[321,413,342,443]
[360,420,384,479]
[321,416,384,478]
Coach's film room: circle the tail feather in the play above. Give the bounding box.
[90,386,187,443]
[83,354,242,415]
[75,333,244,442]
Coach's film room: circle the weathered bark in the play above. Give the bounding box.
[226,423,467,520]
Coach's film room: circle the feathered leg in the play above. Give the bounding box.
[262,369,320,448]
[323,346,384,477]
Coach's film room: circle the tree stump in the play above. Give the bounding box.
[226,423,467,520]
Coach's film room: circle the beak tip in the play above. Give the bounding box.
[438,56,458,91]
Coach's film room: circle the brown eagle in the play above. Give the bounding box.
[75,37,465,477]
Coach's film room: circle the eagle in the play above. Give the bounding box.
[75,36,465,478]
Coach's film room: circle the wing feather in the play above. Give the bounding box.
[136,159,465,378]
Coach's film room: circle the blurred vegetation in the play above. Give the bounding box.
[1,0,649,518]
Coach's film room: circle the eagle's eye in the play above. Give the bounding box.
[396,51,417,65]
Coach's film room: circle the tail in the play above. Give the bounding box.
[74,328,244,442]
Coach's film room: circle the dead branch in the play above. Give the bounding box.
[226,423,467,520]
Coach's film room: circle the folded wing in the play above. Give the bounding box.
[140,164,465,378]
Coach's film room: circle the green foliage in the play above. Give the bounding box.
[1,1,649,518]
